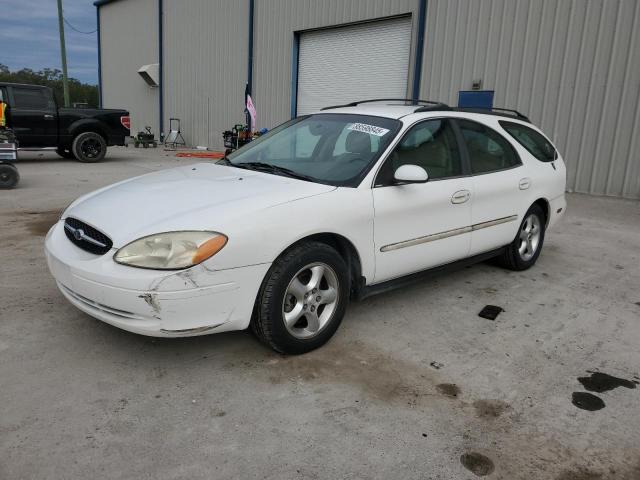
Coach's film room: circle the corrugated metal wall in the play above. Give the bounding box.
[253,0,419,129]
[100,0,159,135]
[162,0,248,148]
[98,0,639,198]
[420,0,640,199]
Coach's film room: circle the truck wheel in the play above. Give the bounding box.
[56,147,76,160]
[0,163,20,189]
[72,132,107,163]
[251,241,350,354]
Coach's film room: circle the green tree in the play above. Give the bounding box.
[0,64,99,107]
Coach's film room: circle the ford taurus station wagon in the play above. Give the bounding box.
[45,99,566,354]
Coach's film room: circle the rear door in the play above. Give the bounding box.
[455,118,526,255]
[8,86,58,147]
[372,118,472,282]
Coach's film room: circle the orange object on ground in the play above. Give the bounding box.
[175,151,225,159]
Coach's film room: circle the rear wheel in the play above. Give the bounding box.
[0,163,19,189]
[56,147,76,159]
[251,242,349,354]
[496,204,546,271]
[72,132,107,163]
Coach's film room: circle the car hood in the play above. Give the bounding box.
[64,162,336,247]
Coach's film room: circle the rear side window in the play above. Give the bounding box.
[12,87,53,110]
[500,121,557,162]
[457,119,521,174]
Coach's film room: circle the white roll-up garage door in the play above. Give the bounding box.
[296,16,412,115]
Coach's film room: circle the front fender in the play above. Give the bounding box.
[204,187,376,282]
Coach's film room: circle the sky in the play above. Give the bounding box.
[1,0,99,85]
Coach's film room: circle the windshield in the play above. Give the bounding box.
[226,113,401,186]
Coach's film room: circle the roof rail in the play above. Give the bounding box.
[320,98,449,111]
[414,103,452,113]
[454,107,530,122]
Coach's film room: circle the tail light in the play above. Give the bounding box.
[120,116,131,130]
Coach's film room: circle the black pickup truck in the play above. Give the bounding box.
[0,82,130,162]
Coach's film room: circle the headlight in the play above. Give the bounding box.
[114,231,227,270]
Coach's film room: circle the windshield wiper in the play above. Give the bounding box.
[217,155,233,165]
[233,162,317,182]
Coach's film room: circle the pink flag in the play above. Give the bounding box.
[246,94,257,131]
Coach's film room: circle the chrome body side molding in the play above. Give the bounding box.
[380,215,518,252]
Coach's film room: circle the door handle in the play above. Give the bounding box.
[451,190,471,204]
[44,114,54,120]
[519,177,531,190]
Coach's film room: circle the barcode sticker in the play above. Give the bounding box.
[347,123,390,137]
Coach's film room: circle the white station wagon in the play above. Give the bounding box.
[45,100,566,354]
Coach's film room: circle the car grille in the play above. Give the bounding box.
[64,217,113,255]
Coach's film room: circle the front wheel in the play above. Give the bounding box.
[496,204,546,271]
[72,132,107,163]
[251,242,350,354]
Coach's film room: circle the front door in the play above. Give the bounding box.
[8,85,57,147]
[372,118,472,283]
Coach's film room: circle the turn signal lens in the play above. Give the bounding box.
[192,235,228,265]
[114,231,227,270]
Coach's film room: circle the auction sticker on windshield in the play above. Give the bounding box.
[347,123,390,137]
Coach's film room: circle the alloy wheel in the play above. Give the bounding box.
[518,214,541,261]
[282,262,340,339]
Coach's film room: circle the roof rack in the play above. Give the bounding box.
[414,104,452,113]
[320,98,450,111]
[453,107,530,122]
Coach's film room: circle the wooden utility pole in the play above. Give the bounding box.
[56,0,70,107]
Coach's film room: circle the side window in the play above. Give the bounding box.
[457,119,521,174]
[376,119,462,185]
[11,87,53,110]
[499,121,557,162]
[0,87,6,103]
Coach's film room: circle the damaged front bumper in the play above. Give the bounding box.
[44,221,270,337]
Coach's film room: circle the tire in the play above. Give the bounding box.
[72,132,107,163]
[0,163,19,189]
[56,147,76,160]
[496,204,546,271]
[251,241,350,354]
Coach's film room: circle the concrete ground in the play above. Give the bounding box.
[1,147,639,480]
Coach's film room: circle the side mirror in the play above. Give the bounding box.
[393,164,429,184]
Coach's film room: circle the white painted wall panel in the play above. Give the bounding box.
[162,0,248,149]
[100,0,159,135]
[420,0,640,198]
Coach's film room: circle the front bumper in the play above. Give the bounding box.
[45,221,270,337]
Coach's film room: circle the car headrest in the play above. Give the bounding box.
[345,130,372,154]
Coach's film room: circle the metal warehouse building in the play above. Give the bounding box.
[95,0,640,199]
